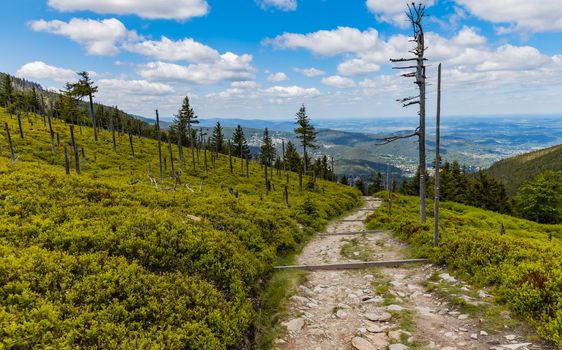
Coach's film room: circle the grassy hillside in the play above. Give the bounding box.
[367,194,562,344]
[487,143,562,195]
[0,107,360,348]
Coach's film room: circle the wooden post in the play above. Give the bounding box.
[17,112,23,139]
[168,139,175,178]
[81,147,86,163]
[228,140,233,174]
[4,123,16,164]
[70,123,80,174]
[284,185,289,205]
[56,132,60,146]
[434,63,442,247]
[500,223,505,236]
[155,110,163,183]
[64,146,70,174]
[129,131,135,160]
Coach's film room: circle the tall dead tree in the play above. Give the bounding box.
[70,123,80,174]
[155,110,163,183]
[4,123,16,164]
[434,63,442,246]
[387,3,428,224]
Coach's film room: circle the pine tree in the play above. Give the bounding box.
[66,72,99,140]
[368,172,385,194]
[210,121,224,154]
[284,141,301,172]
[515,171,562,224]
[0,74,14,107]
[260,128,276,166]
[172,96,198,145]
[294,104,317,174]
[340,175,349,185]
[232,125,250,159]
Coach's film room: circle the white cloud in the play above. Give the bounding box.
[294,67,326,77]
[321,75,356,88]
[455,0,562,34]
[47,0,209,20]
[97,79,174,95]
[29,18,137,55]
[231,81,260,89]
[366,0,435,28]
[267,72,288,82]
[475,45,549,71]
[256,0,297,11]
[123,36,219,62]
[16,61,77,83]
[338,58,380,76]
[138,52,255,84]
[451,26,487,46]
[264,85,319,98]
[265,27,379,56]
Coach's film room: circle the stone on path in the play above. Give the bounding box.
[351,337,376,350]
[283,318,305,332]
[389,344,409,350]
[387,304,404,311]
[365,312,392,322]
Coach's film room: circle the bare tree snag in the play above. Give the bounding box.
[389,2,428,224]
[245,155,249,178]
[129,131,135,160]
[110,112,117,153]
[4,123,16,164]
[434,63,442,247]
[56,132,60,146]
[155,110,163,183]
[48,111,55,155]
[203,139,208,172]
[17,112,23,139]
[177,131,184,167]
[70,123,80,174]
[168,139,175,178]
[64,146,70,174]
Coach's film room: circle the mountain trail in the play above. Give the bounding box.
[274,197,552,350]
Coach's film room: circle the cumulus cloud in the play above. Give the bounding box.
[47,0,209,20]
[16,61,77,82]
[267,72,288,82]
[264,85,319,98]
[265,27,379,56]
[29,18,137,55]
[97,79,174,95]
[138,52,255,84]
[123,36,219,62]
[451,26,487,46]
[455,0,562,34]
[366,0,435,28]
[338,58,380,76]
[294,67,326,77]
[256,0,297,11]
[321,75,356,88]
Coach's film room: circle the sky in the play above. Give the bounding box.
[2,0,562,120]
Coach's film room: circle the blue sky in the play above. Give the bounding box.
[2,0,562,120]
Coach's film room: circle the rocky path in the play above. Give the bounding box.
[275,197,550,350]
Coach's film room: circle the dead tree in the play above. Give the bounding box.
[70,123,80,174]
[64,146,70,174]
[129,130,135,160]
[155,110,163,183]
[203,138,208,172]
[434,63,442,247]
[110,112,117,153]
[48,111,55,155]
[17,113,23,139]
[387,2,428,224]
[168,139,175,178]
[245,155,249,178]
[4,123,16,164]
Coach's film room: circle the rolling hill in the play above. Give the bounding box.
[486,143,562,195]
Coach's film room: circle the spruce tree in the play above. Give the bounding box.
[284,141,301,172]
[368,172,385,194]
[232,125,250,159]
[66,72,98,140]
[210,121,225,154]
[294,104,317,174]
[0,74,14,107]
[260,128,276,166]
[515,171,561,224]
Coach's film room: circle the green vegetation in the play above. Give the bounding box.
[0,107,360,348]
[340,236,374,261]
[366,194,562,344]
[487,143,562,196]
[515,171,562,224]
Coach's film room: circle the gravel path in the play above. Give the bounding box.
[275,197,551,350]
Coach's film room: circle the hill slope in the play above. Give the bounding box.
[0,107,360,348]
[486,143,562,195]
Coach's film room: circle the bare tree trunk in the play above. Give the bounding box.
[168,139,175,178]
[110,113,117,153]
[56,132,60,146]
[434,63,442,247]
[203,139,208,172]
[129,131,135,160]
[189,125,196,171]
[4,123,16,164]
[245,155,249,178]
[156,110,163,183]
[17,112,23,139]
[64,146,70,174]
[70,123,80,174]
[89,93,98,141]
[177,131,184,167]
[48,111,55,155]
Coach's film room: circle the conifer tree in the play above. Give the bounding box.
[232,124,250,159]
[284,141,301,172]
[66,72,98,140]
[260,128,276,166]
[294,104,317,174]
[210,121,224,154]
[515,171,561,224]
[368,172,385,194]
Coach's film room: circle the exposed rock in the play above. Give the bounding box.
[478,290,491,298]
[480,330,488,336]
[290,295,309,304]
[365,312,392,322]
[458,314,469,320]
[470,333,478,340]
[365,333,388,348]
[504,334,517,341]
[336,309,347,318]
[367,324,386,333]
[389,344,409,350]
[440,273,457,283]
[387,304,404,311]
[298,285,314,297]
[351,337,376,350]
[499,343,532,350]
[283,318,305,332]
